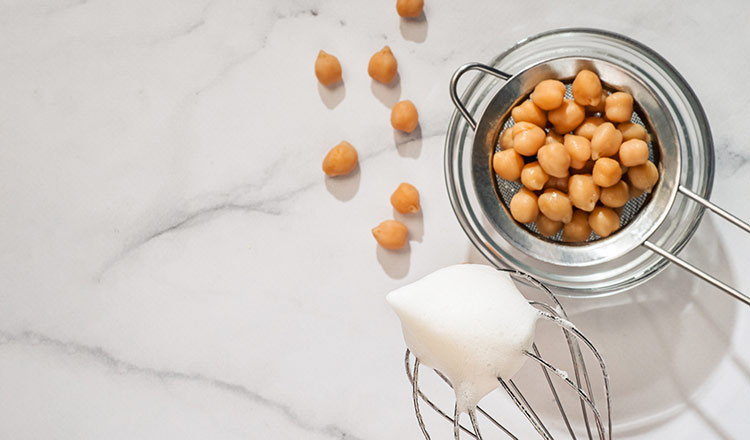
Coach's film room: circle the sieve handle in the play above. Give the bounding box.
[642,185,750,305]
[450,63,512,131]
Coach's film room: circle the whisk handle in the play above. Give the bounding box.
[642,241,750,306]
[449,63,512,131]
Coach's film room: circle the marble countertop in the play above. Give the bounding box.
[2,0,750,438]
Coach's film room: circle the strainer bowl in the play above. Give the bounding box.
[445,28,714,296]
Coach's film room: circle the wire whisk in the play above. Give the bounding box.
[403,269,611,440]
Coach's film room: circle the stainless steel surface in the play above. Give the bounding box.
[445,28,722,295]
[404,269,611,440]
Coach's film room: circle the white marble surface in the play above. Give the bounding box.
[1,0,750,438]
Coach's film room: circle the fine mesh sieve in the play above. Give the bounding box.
[492,83,654,243]
[446,29,750,304]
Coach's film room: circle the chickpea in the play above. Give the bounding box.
[396,0,423,17]
[511,100,547,127]
[586,91,608,113]
[390,182,420,214]
[493,149,524,181]
[628,161,659,192]
[545,175,568,192]
[391,100,419,133]
[368,46,398,84]
[600,180,630,208]
[562,210,592,242]
[530,79,566,110]
[545,130,564,144]
[510,188,539,224]
[322,141,358,176]
[563,134,592,163]
[568,174,601,212]
[372,220,408,250]
[605,92,634,123]
[548,99,586,134]
[592,157,622,187]
[588,206,620,238]
[573,159,596,174]
[572,70,603,107]
[619,139,649,167]
[618,122,650,142]
[499,127,514,150]
[574,116,605,140]
[570,157,587,170]
[537,142,571,178]
[521,161,549,191]
[512,122,546,156]
[315,50,342,86]
[590,122,623,160]
[536,213,563,237]
[538,189,573,223]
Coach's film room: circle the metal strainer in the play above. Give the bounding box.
[445,29,750,304]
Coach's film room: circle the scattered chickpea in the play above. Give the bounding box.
[510,188,539,224]
[572,70,602,107]
[619,139,649,167]
[315,50,342,86]
[562,210,592,242]
[564,134,592,163]
[538,189,573,223]
[499,127,514,150]
[368,46,398,84]
[536,214,563,238]
[605,92,634,123]
[391,100,419,133]
[600,181,630,208]
[548,99,586,134]
[618,122,650,142]
[322,141,358,176]
[586,91,608,113]
[530,79,566,110]
[574,116,605,140]
[592,157,622,188]
[588,206,620,238]
[521,161,549,191]
[396,0,424,18]
[545,175,569,193]
[590,122,623,160]
[512,122,546,156]
[372,220,408,250]
[493,149,525,181]
[537,142,571,178]
[512,100,547,127]
[390,182,420,214]
[568,174,601,212]
[570,157,587,170]
[545,131,564,144]
[628,161,659,192]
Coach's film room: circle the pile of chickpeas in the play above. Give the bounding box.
[493,70,659,241]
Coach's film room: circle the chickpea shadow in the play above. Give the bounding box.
[370,74,401,108]
[399,11,428,43]
[394,209,424,243]
[317,81,346,109]
[376,243,411,279]
[324,164,360,201]
[394,124,422,159]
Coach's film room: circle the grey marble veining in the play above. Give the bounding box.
[1,0,749,438]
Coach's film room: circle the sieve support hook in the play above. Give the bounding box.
[450,63,512,131]
[643,184,750,306]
